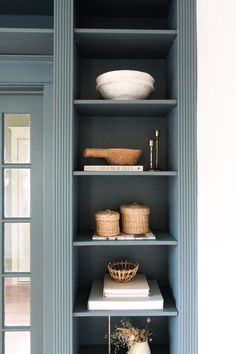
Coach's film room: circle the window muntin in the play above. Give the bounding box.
[1,111,32,354]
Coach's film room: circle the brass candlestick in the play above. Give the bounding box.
[149,139,154,171]
[155,129,160,170]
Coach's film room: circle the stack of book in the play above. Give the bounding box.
[88,274,164,310]
[92,231,156,241]
[104,273,150,298]
[84,165,144,172]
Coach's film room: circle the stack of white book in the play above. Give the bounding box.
[88,274,164,310]
[104,273,150,298]
[92,231,156,241]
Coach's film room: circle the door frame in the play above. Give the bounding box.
[0,56,54,354]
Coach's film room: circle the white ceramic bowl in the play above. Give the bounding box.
[96,70,155,100]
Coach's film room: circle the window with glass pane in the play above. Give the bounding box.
[5,331,30,354]
[4,223,30,272]
[4,169,30,218]
[2,107,33,354]
[4,277,30,326]
[4,114,30,164]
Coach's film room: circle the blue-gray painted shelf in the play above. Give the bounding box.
[73,171,177,177]
[79,345,168,354]
[73,230,177,246]
[74,29,177,58]
[74,99,177,116]
[0,28,53,55]
[73,287,178,317]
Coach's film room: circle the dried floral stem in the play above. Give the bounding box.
[110,318,153,354]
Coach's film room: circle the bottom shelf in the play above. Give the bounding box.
[79,344,169,354]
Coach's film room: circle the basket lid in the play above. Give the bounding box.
[120,203,150,215]
[95,209,120,221]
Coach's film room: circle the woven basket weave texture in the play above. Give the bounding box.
[120,203,150,234]
[107,260,139,283]
[95,209,120,237]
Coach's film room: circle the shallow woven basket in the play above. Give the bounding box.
[95,209,120,237]
[107,260,139,283]
[120,203,150,234]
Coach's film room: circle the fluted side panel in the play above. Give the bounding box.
[53,1,73,354]
[178,1,198,353]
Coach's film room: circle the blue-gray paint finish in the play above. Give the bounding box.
[74,29,176,58]
[30,94,44,354]
[0,56,53,84]
[53,1,73,354]
[0,29,53,55]
[42,84,54,354]
[0,15,53,28]
[0,93,46,354]
[0,0,53,16]
[0,103,2,353]
[0,51,54,354]
[53,1,197,354]
[74,99,177,117]
[175,0,198,354]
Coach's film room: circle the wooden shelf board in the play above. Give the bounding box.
[74,28,177,58]
[73,287,178,317]
[74,99,177,116]
[0,28,53,55]
[79,344,168,354]
[73,231,177,246]
[73,171,177,177]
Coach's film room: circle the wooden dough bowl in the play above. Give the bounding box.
[83,148,142,165]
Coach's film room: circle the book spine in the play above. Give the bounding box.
[92,236,156,240]
[104,290,150,294]
[84,165,144,172]
[103,293,150,298]
[88,301,163,310]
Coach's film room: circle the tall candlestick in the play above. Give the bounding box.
[149,139,154,171]
[155,129,160,170]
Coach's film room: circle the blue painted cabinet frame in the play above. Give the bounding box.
[0,94,44,354]
[53,1,197,354]
[0,0,197,352]
[0,56,54,354]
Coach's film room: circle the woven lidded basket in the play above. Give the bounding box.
[120,203,150,234]
[107,260,139,283]
[95,209,120,237]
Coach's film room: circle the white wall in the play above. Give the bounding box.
[197,0,236,353]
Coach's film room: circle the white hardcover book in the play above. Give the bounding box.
[92,231,156,241]
[103,274,150,297]
[103,292,149,298]
[88,280,164,310]
[84,165,143,172]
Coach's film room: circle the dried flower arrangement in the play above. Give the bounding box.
[110,318,153,354]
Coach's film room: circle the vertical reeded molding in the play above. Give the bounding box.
[53,1,73,354]
[178,0,198,354]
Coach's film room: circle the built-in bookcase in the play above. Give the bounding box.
[0,0,196,353]
[0,0,197,353]
[72,1,187,354]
